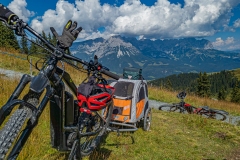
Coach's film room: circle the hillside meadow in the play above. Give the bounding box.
[0,49,240,159]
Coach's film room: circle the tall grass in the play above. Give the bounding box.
[0,49,240,159]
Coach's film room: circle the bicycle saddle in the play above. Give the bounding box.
[177,91,187,99]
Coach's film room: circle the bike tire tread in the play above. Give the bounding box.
[0,109,28,159]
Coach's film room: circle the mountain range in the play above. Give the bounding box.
[70,36,240,80]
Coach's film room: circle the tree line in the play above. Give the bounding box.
[150,70,240,103]
[0,22,60,54]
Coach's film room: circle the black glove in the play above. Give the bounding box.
[0,3,18,24]
[50,20,82,49]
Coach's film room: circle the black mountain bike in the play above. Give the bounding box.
[0,6,119,160]
[159,91,228,121]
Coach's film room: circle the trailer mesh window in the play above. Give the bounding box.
[114,81,134,97]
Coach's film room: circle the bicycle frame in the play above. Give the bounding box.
[0,18,120,159]
[0,58,79,157]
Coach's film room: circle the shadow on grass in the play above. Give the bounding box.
[89,147,112,160]
[88,131,135,159]
[57,132,136,159]
[104,132,135,147]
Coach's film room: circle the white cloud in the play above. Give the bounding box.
[212,37,225,47]
[233,18,240,28]
[225,37,234,44]
[6,0,240,40]
[212,37,240,50]
[7,0,34,22]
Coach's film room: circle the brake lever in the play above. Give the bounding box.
[0,17,15,30]
[14,19,27,36]
[1,18,26,36]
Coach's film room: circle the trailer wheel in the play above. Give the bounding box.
[143,107,152,131]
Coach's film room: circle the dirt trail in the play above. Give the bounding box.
[0,68,24,79]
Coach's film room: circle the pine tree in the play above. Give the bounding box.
[197,72,210,97]
[231,83,240,103]
[51,34,57,46]
[166,79,172,90]
[0,22,20,49]
[218,88,226,100]
[20,36,28,54]
[29,40,37,54]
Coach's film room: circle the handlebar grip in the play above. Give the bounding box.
[0,3,18,24]
[101,69,120,80]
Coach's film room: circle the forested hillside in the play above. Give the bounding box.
[0,22,58,55]
[149,70,240,102]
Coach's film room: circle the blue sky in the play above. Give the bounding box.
[1,0,240,50]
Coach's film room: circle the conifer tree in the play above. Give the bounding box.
[29,40,37,54]
[20,36,28,54]
[218,88,226,100]
[231,83,240,103]
[197,72,210,97]
[0,22,20,49]
[166,79,172,90]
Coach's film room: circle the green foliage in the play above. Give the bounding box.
[20,36,28,54]
[231,83,240,103]
[48,32,57,46]
[28,31,58,54]
[218,88,227,100]
[29,40,37,54]
[150,70,240,101]
[0,22,20,50]
[197,72,210,97]
[150,72,199,92]
[165,78,172,90]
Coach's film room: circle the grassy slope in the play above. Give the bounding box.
[0,49,240,159]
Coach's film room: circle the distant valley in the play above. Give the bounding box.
[70,36,240,80]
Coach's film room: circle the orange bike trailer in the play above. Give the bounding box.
[107,78,152,132]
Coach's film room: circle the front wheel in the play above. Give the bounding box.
[208,111,227,121]
[0,108,29,159]
[158,104,173,111]
[0,92,39,159]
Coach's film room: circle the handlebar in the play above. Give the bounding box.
[0,3,120,80]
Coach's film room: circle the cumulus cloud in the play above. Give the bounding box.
[233,19,240,28]
[225,37,235,44]
[212,37,225,47]
[7,0,34,22]
[7,0,240,41]
[212,37,240,50]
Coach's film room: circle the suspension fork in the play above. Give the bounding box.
[7,85,54,159]
[0,74,32,124]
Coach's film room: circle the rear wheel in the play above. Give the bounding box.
[209,112,227,121]
[79,103,113,157]
[0,92,39,159]
[143,107,152,131]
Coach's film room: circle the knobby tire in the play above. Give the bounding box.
[0,92,39,159]
[0,109,28,159]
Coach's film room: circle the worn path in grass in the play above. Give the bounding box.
[149,99,240,126]
[0,68,24,78]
